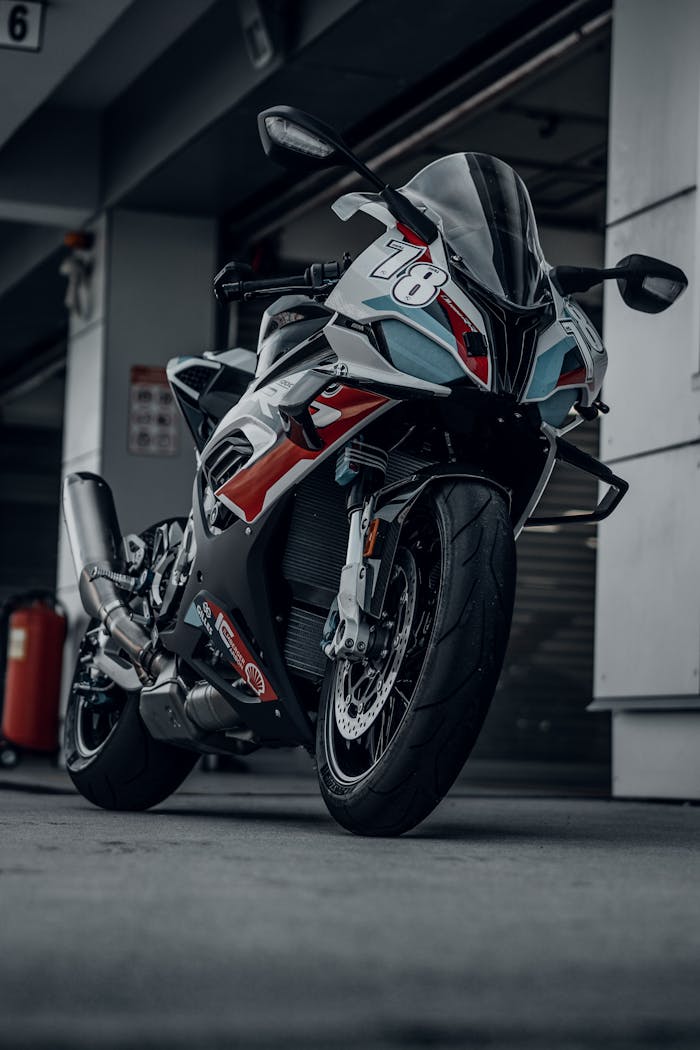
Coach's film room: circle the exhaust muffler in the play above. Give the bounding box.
[62,472,165,678]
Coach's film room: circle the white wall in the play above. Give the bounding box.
[102,210,216,534]
[56,208,216,717]
[56,213,108,713]
[594,0,700,796]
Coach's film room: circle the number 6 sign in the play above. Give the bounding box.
[0,2,44,52]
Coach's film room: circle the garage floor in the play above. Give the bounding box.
[0,758,698,1050]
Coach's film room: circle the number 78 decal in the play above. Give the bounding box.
[371,238,448,308]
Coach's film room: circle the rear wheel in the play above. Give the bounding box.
[64,625,196,811]
[316,480,515,836]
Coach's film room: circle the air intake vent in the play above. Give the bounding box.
[176,364,217,393]
[205,432,254,491]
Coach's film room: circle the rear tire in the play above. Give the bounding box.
[64,628,197,811]
[316,480,515,836]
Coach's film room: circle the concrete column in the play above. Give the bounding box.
[56,213,108,717]
[592,0,700,797]
[57,209,216,714]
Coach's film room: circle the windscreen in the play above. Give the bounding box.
[402,153,548,307]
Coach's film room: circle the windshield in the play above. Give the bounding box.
[402,153,548,307]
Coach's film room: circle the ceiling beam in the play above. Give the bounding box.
[102,0,362,207]
[0,0,134,151]
[0,225,64,299]
[0,109,99,227]
[224,0,611,243]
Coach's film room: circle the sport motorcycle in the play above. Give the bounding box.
[62,106,687,835]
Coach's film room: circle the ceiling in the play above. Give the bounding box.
[0,0,611,415]
[274,22,610,286]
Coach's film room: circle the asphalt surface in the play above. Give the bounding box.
[0,757,698,1050]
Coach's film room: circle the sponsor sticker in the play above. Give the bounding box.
[194,593,278,702]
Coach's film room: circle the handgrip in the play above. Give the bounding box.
[213,260,342,304]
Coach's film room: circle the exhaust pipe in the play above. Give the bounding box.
[62,472,165,678]
[184,682,242,732]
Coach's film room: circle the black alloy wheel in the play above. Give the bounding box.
[316,480,516,836]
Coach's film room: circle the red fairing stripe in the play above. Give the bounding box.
[216,386,389,522]
[556,366,587,388]
[396,224,489,386]
[437,292,489,385]
[396,222,426,248]
[207,599,278,701]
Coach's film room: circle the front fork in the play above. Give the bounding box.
[323,441,387,662]
[324,501,374,661]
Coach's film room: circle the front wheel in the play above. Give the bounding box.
[316,480,515,836]
[64,624,197,811]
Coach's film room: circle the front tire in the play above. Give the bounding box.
[316,481,515,836]
[64,626,197,811]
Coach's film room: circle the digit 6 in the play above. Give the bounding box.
[391,263,448,307]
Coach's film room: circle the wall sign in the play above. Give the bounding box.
[128,366,178,457]
[0,2,44,51]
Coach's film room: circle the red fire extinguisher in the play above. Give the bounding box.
[1,594,66,753]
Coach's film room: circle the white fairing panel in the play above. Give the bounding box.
[328,195,608,420]
[199,370,393,524]
[328,224,493,390]
[521,289,607,432]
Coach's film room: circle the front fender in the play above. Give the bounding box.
[364,466,511,618]
[373,464,510,525]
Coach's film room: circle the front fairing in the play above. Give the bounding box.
[523,290,607,429]
[328,189,606,431]
[401,152,550,308]
[326,224,496,390]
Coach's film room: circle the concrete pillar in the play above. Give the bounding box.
[592,0,700,796]
[56,209,216,714]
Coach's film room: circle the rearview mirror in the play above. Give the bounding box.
[549,253,687,313]
[615,254,687,313]
[257,105,439,244]
[258,106,346,172]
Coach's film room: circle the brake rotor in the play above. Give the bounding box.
[333,549,417,741]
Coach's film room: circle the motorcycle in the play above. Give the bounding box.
[62,106,687,835]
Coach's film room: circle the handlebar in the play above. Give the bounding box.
[214,260,343,305]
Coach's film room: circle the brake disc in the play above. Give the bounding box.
[333,549,417,741]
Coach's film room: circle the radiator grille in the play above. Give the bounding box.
[282,459,349,599]
[283,606,328,680]
[385,449,435,486]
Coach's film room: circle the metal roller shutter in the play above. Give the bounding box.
[474,419,607,765]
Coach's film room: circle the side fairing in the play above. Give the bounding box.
[522,293,607,429]
[200,373,392,525]
[327,224,492,389]
[328,196,608,426]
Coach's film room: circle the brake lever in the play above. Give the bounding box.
[213,261,252,305]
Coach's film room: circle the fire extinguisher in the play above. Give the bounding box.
[1,593,67,755]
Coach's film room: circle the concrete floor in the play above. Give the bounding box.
[0,760,698,1050]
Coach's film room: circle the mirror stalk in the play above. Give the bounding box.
[313,138,439,244]
[380,187,438,244]
[330,145,439,243]
[550,255,687,313]
[258,105,438,244]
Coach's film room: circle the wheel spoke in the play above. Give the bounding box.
[395,686,411,708]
